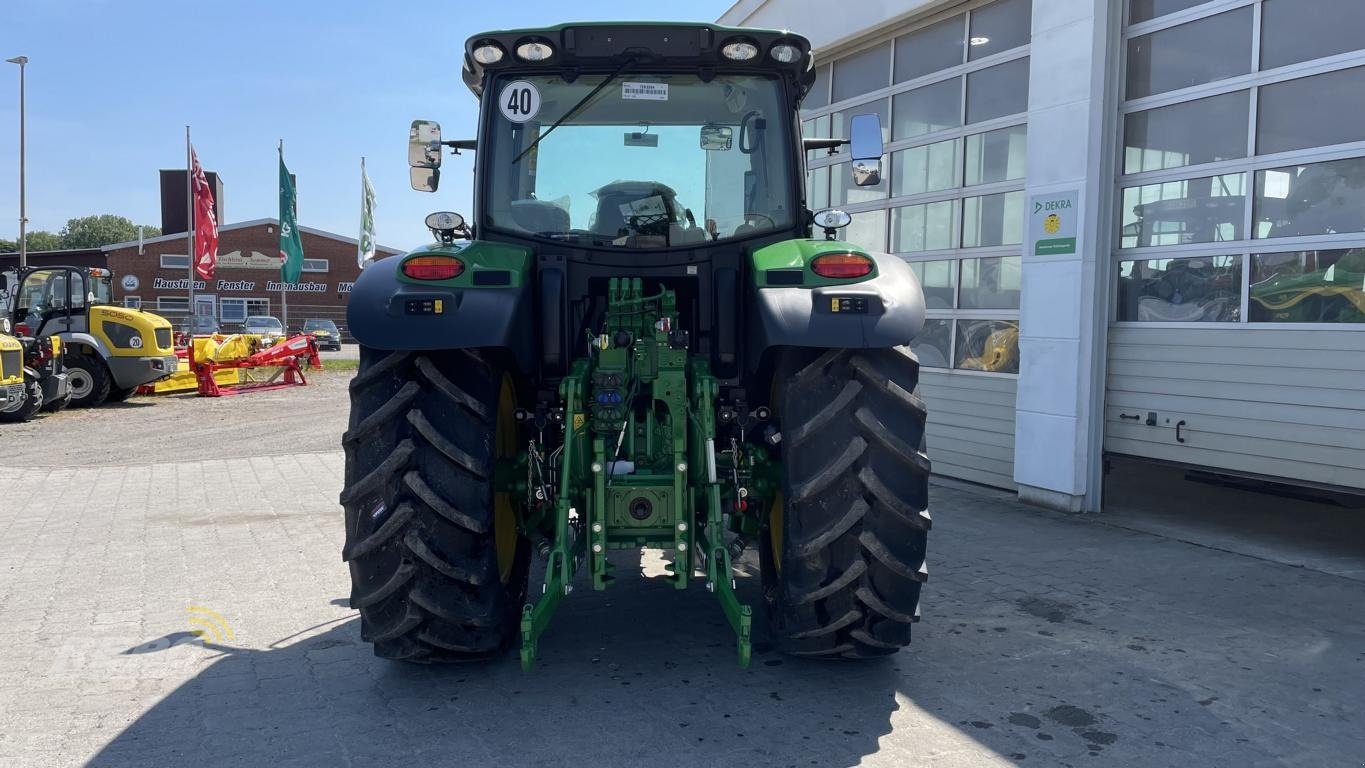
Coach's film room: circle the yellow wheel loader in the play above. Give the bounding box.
[2,267,176,407]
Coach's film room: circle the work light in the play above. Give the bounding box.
[516,40,555,62]
[721,40,759,61]
[471,43,505,65]
[769,43,801,63]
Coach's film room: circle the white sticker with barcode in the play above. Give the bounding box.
[622,82,668,101]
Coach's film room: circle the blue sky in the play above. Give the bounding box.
[0,0,737,250]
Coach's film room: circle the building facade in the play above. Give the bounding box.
[102,220,399,337]
[720,0,1365,509]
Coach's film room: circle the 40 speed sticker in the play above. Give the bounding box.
[499,80,541,123]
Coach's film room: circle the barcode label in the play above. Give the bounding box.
[621,82,668,101]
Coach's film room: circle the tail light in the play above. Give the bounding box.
[402,255,464,280]
[811,253,873,279]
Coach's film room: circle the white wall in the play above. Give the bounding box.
[718,0,961,53]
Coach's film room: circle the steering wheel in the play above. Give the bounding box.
[743,212,777,229]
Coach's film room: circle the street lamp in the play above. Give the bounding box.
[6,55,27,270]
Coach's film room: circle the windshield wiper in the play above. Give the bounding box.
[512,56,638,164]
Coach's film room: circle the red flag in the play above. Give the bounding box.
[191,146,218,281]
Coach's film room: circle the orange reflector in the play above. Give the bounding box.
[811,253,872,279]
[402,255,464,280]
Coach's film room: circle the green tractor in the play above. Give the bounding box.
[343,23,932,669]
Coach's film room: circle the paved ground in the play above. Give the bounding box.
[1,379,1362,767]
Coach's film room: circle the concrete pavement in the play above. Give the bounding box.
[1,384,1361,767]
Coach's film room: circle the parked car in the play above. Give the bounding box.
[179,315,220,335]
[242,315,285,344]
[302,318,342,351]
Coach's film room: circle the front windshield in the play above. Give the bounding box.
[484,73,794,249]
[246,317,282,331]
[304,320,336,331]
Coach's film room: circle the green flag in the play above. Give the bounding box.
[358,157,376,268]
[278,150,305,284]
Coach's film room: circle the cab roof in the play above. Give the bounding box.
[461,22,815,102]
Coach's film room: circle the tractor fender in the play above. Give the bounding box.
[58,332,110,359]
[345,253,534,372]
[747,251,925,367]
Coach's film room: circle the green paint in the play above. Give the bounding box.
[396,240,531,288]
[751,238,879,287]
[1034,237,1077,256]
[517,282,756,670]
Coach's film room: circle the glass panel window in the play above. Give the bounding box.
[964,125,1027,186]
[1130,0,1210,24]
[803,114,833,163]
[966,58,1029,124]
[1261,0,1365,71]
[831,98,891,143]
[962,190,1025,248]
[846,209,888,252]
[158,297,189,313]
[1120,173,1246,248]
[1254,157,1365,239]
[959,256,1022,309]
[895,16,964,83]
[221,298,247,323]
[831,157,890,206]
[1123,91,1249,174]
[831,43,891,104]
[911,318,954,368]
[1250,249,1365,323]
[968,0,1032,61]
[892,77,961,140]
[160,254,189,269]
[123,297,141,309]
[893,202,958,253]
[954,319,1020,373]
[910,260,957,309]
[807,166,830,211]
[1125,8,1253,99]
[802,64,831,112]
[1117,256,1242,322]
[1257,67,1365,156]
[892,139,959,197]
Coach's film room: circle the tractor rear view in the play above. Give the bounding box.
[342,23,932,669]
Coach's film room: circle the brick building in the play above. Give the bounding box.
[103,219,400,338]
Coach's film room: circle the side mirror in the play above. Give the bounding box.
[409,120,443,169]
[410,167,440,193]
[848,113,884,187]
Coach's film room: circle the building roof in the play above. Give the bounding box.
[98,218,403,255]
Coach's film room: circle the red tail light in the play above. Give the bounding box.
[811,252,873,279]
[402,255,464,280]
[15,323,31,336]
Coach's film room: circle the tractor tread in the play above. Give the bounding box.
[342,347,528,664]
[342,502,417,562]
[764,348,930,660]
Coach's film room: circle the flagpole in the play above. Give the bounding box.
[186,126,195,323]
[358,157,365,268]
[279,138,288,332]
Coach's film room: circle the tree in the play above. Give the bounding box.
[58,215,161,249]
[0,238,15,253]
[24,231,64,251]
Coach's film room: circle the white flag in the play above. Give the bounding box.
[358,158,376,268]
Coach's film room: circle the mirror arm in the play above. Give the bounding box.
[802,138,848,152]
[443,139,478,154]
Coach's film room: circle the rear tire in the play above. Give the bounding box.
[341,347,530,662]
[0,374,43,423]
[65,352,112,407]
[761,348,932,658]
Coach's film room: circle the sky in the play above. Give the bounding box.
[0,0,738,251]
